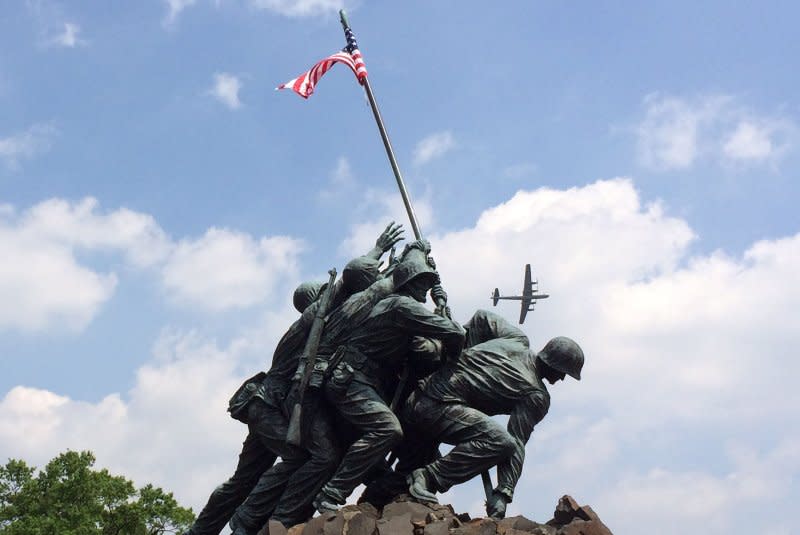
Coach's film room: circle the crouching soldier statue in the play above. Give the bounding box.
[402,309,584,518]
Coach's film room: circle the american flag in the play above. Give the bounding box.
[277,27,367,99]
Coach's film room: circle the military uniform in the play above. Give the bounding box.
[402,310,549,502]
[228,278,400,532]
[185,301,333,535]
[315,292,465,507]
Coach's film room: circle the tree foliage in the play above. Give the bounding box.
[0,451,194,535]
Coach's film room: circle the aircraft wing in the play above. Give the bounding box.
[519,297,531,324]
[523,264,532,295]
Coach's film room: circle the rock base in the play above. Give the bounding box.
[259,494,612,535]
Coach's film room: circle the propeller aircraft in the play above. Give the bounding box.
[491,264,549,324]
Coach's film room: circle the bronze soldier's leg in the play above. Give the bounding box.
[186,429,277,535]
[406,394,516,494]
[316,380,403,506]
[270,406,340,526]
[228,401,306,534]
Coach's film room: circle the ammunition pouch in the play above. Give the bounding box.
[227,371,267,423]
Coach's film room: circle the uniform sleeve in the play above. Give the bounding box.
[269,304,317,371]
[496,390,549,502]
[394,298,466,357]
[465,309,529,349]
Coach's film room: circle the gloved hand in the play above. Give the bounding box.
[486,490,509,519]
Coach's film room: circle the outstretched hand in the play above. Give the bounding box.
[376,221,405,252]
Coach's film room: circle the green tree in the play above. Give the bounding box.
[0,451,194,535]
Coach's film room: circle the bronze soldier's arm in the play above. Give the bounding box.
[394,298,466,358]
[496,391,549,502]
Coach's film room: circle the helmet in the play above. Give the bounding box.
[342,256,380,294]
[292,281,324,313]
[539,336,584,380]
[393,241,439,290]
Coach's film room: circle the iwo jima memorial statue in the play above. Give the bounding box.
[182,11,611,535]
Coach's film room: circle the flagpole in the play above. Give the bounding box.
[338,10,497,506]
[338,10,422,240]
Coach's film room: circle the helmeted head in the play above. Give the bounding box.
[342,256,380,295]
[393,241,439,302]
[537,336,584,381]
[292,281,324,313]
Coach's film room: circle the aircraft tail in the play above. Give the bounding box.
[492,288,500,306]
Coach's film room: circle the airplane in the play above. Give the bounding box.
[491,264,550,324]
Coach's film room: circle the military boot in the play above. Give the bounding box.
[407,468,438,503]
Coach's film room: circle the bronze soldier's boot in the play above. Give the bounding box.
[229,513,257,535]
[312,492,340,514]
[407,468,438,503]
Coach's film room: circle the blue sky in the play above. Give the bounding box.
[2,2,799,534]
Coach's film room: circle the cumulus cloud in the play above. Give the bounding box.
[421,179,798,531]
[595,437,800,534]
[0,197,305,332]
[636,94,795,170]
[162,228,303,310]
[209,72,243,110]
[0,198,168,333]
[3,180,799,532]
[413,131,457,166]
[0,329,257,510]
[0,123,57,170]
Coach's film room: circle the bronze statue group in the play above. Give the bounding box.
[183,223,584,535]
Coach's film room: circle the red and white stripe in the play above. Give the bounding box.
[277,49,367,99]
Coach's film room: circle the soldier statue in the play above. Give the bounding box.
[183,223,404,535]
[402,309,584,518]
[311,240,466,513]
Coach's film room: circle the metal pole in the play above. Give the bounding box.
[361,78,423,239]
[339,10,422,240]
[338,11,496,506]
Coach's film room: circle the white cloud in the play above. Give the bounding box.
[0,329,256,511]
[0,197,168,333]
[209,72,243,110]
[162,228,303,310]
[163,0,197,25]
[3,180,800,532]
[0,197,306,332]
[595,437,800,534]
[636,94,728,170]
[164,0,346,24]
[248,0,346,17]
[20,197,172,268]
[0,123,57,170]
[338,188,434,257]
[0,230,117,332]
[47,22,85,47]
[413,131,457,166]
[721,119,793,163]
[635,94,795,170]
[318,156,357,202]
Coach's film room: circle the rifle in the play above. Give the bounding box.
[286,268,338,447]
